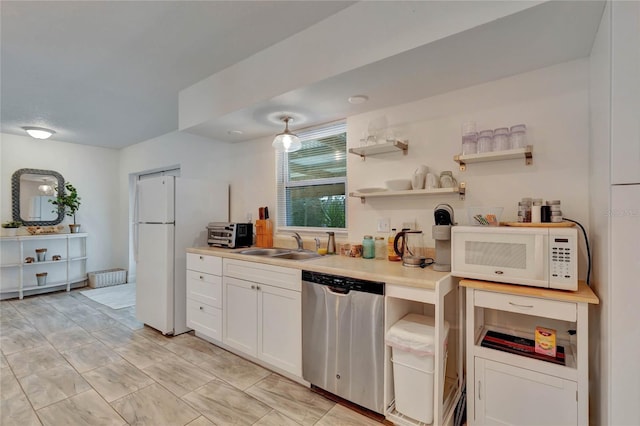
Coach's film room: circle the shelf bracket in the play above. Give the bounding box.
[459,182,466,200]
[525,150,533,165]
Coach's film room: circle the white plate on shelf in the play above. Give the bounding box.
[356,187,387,193]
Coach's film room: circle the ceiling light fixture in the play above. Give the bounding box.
[22,126,56,140]
[272,116,301,153]
[348,95,369,104]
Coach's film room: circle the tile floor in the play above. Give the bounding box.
[0,289,382,426]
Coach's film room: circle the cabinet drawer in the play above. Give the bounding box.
[475,290,576,322]
[223,258,301,292]
[186,299,222,342]
[187,253,222,275]
[186,270,222,308]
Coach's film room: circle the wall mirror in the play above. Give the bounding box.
[12,168,65,226]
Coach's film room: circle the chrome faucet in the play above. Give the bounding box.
[314,237,321,251]
[291,232,304,251]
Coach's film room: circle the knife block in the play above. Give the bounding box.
[255,219,273,248]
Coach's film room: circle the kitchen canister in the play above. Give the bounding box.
[510,124,527,149]
[375,237,386,259]
[362,236,375,259]
[493,127,510,151]
[477,130,494,153]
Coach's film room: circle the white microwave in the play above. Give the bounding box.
[451,226,578,291]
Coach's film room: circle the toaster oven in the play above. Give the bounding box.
[207,222,253,248]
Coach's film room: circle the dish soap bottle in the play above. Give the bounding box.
[387,228,401,261]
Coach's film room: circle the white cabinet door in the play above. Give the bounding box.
[223,276,258,356]
[258,283,301,376]
[475,358,577,425]
[611,1,640,184]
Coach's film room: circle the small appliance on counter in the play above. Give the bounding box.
[207,222,253,248]
[433,204,455,272]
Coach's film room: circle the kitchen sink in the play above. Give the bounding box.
[272,251,322,260]
[238,248,291,256]
[238,248,321,261]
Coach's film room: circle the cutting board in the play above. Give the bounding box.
[501,221,575,228]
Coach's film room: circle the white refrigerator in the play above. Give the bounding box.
[135,175,228,335]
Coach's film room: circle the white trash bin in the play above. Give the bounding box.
[386,313,450,424]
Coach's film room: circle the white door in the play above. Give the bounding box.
[136,223,174,334]
[258,284,301,376]
[137,176,174,223]
[474,357,577,425]
[223,276,257,356]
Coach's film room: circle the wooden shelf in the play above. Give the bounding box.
[348,140,408,159]
[350,182,466,203]
[454,145,533,171]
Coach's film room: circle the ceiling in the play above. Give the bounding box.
[0,1,354,148]
[1,1,604,150]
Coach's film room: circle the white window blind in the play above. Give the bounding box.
[276,121,347,231]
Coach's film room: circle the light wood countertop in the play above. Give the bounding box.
[460,279,599,304]
[187,246,452,291]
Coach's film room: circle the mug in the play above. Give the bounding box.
[426,173,439,189]
[411,173,426,190]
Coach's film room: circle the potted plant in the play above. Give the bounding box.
[1,220,22,237]
[50,182,82,233]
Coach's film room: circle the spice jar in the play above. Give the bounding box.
[362,235,375,259]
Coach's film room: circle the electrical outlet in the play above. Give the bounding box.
[377,217,390,233]
[402,221,415,230]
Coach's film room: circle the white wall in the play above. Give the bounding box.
[117,131,233,276]
[588,2,611,423]
[229,59,592,267]
[347,59,590,257]
[0,133,120,273]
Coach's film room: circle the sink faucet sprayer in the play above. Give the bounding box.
[292,232,304,251]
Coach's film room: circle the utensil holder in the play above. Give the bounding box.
[36,272,48,286]
[255,220,273,248]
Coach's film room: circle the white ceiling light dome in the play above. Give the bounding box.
[22,126,56,139]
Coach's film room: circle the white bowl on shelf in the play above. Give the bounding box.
[385,179,412,191]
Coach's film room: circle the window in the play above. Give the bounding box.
[276,122,347,231]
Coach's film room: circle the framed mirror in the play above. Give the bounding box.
[12,168,65,226]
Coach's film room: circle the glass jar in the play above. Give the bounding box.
[509,124,527,149]
[462,132,478,155]
[493,127,510,151]
[362,235,375,259]
[439,171,456,188]
[374,237,386,259]
[477,130,494,153]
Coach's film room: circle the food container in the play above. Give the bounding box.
[348,244,363,258]
[467,207,504,226]
[510,124,527,149]
[462,133,478,155]
[493,127,510,151]
[477,130,494,153]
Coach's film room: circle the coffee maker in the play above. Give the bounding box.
[433,204,455,272]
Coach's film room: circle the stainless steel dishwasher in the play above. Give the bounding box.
[302,270,385,414]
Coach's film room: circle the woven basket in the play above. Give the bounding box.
[88,268,127,288]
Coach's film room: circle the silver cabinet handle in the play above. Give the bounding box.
[256,285,261,291]
[199,306,203,310]
[509,301,534,308]
[251,285,256,290]
[199,256,203,260]
[478,380,481,400]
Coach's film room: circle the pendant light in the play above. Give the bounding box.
[22,126,56,139]
[272,116,301,153]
